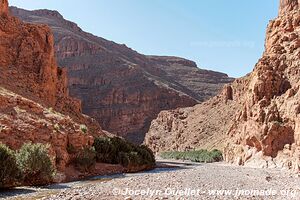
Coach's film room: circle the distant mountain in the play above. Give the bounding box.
[11,7,234,143]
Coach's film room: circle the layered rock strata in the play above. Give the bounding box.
[11,7,234,143]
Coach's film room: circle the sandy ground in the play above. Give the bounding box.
[1,160,299,200]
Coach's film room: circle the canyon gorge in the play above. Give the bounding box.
[10,7,234,143]
[145,0,300,172]
[1,0,300,199]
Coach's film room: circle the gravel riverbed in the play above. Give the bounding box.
[1,161,299,200]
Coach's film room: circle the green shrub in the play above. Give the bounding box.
[80,125,88,134]
[0,144,20,188]
[94,137,117,163]
[75,146,96,172]
[117,152,143,167]
[117,152,130,167]
[111,137,134,152]
[128,151,142,166]
[210,149,223,162]
[135,145,155,165]
[160,149,223,163]
[16,143,55,186]
[93,137,155,167]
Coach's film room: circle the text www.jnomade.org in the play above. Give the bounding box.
[112,188,298,198]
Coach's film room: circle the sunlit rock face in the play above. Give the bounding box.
[279,0,300,15]
[0,0,105,181]
[11,6,234,143]
[0,0,8,15]
[145,0,300,172]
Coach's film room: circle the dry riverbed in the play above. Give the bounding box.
[0,160,299,200]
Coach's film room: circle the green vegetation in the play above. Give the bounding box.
[0,137,156,188]
[93,137,155,167]
[16,143,55,186]
[80,124,88,134]
[160,149,223,163]
[0,143,55,188]
[74,146,96,172]
[0,144,21,188]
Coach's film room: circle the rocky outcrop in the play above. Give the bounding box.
[0,87,94,173]
[0,3,68,110]
[279,0,300,15]
[145,0,300,172]
[223,0,300,171]
[0,0,106,181]
[144,86,243,153]
[11,7,234,143]
[0,3,103,136]
[0,0,8,15]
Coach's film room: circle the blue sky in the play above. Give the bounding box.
[10,0,279,78]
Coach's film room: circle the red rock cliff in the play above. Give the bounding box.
[0,0,105,181]
[145,0,300,172]
[0,2,70,109]
[0,0,8,15]
[279,0,300,15]
[223,0,300,171]
[1,2,104,135]
[11,7,234,143]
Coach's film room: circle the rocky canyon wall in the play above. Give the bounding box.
[11,7,234,143]
[145,0,300,172]
[0,0,105,180]
[224,0,300,171]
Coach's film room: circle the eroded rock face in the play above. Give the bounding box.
[0,87,94,173]
[224,3,300,171]
[0,1,105,180]
[11,7,234,143]
[0,3,103,136]
[145,0,300,172]
[279,0,300,15]
[144,82,245,153]
[0,0,8,15]
[0,3,78,115]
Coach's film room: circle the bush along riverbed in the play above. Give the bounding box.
[72,137,156,173]
[0,137,156,188]
[0,142,54,188]
[93,137,156,170]
[160,149,223,163]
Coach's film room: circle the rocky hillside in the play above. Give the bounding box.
[145,0,300,172]
[0,0,106,181]
[10,7,234,143]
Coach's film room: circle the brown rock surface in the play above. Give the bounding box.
[0,0,8,15]
[0,87,94,174]
[145,0,300,172]
[0,3,66,109]
[279,0,300,15]
[0,0,106,180]
[0,3,103,136]
[10,7,234,143]
[144,84,244,153]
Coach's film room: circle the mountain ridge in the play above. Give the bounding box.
[11,6,234,143]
